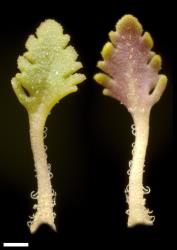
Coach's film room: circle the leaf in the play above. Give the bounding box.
[12,19,86,112]
[94,15,167,113]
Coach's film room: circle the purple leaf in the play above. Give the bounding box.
[94,15,167,114]
[94,14,168,227]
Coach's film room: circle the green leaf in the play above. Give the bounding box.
[12,19,86,113]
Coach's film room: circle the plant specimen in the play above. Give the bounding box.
[11,19,86,233]
[94,15,167,227]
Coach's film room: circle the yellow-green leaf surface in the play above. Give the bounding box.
[12,19,86,113]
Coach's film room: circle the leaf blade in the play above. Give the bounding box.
[12,19,86,111]
[94,14,167,112]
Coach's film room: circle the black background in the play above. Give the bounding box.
[0,0,173,248]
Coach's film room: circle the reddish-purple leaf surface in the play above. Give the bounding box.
[94,15,167,115]
[94,14,167,227]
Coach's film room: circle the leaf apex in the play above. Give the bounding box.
[38,19,63,32]
[116,14,143,34]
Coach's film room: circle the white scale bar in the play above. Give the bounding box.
[3,243,29,247]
